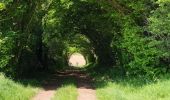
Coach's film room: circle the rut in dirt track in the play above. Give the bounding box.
[32,70,96,100]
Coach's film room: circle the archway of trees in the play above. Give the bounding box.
[43,0,119,68]
[0,0,169,77]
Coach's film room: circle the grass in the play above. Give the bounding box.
[52,78,78,100]
[93,72,170,100]
[0,73,40,100]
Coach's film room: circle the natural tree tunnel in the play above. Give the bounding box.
[1,0,170,99]
[43,32,97,70]
[0,0,169,77]
[42,0,119,70]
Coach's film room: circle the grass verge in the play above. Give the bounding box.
[91,70,170,100]
[0,73,39,100]
[52,78,78,100]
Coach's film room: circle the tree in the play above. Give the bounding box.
[148,0,170,72]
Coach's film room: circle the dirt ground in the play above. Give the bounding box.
[32,70,96,100]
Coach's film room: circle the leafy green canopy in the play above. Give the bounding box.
[0,0,169,77]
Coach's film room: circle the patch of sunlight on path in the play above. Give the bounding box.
[69,53,86,67]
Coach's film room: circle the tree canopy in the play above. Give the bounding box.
[0,0,169,77]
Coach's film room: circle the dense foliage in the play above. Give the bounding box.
[0,0,169,77]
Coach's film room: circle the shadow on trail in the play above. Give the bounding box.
[13,69,95,90]
[31,69,96,100]
[55,70,95,89]
[57,70,97,100]
[39,70,85,91]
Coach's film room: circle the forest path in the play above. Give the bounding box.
[32,70,96,100]
[75,71,96,100]
[31,73,61,100]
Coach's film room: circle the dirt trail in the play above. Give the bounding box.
[76,72,96,100]
[32,75,61,100]
[32,70,96,100]
[32,89,55,100]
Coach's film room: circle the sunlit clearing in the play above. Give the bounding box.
[68,53,86,67]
